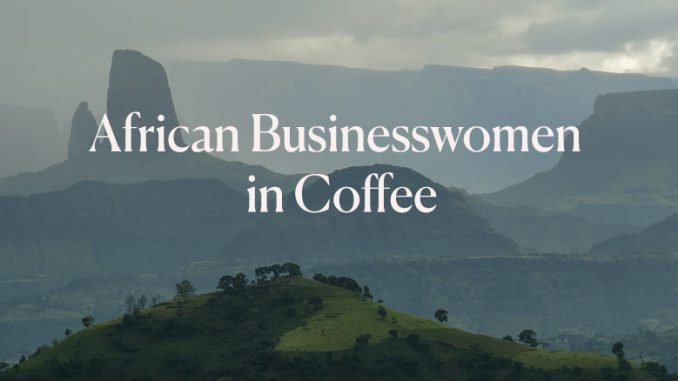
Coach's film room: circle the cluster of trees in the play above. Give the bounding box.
[217,263,304,293]
[255,263,302,283]
[602,341,633,380]
[125,294,163,315]
[217,273,248,293]
[642,360,674,381]
[312,273,362,293]
[502,329,540,348]
[518,329,539,348]
[607,340,675,381]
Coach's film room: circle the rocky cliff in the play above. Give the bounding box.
[0,50,292,196]
[487,89,678,227]
[105,49,184,152]
[67,101,97,160]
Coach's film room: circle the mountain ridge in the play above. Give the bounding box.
[486,89,678,227]
[226,164,519,263]
[166,57,677,192]
[0,50,294,197]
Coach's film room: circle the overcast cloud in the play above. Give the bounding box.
[1,0,677,119]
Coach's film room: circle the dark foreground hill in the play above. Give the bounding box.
[0,276,662,381]
[227,164,518,262]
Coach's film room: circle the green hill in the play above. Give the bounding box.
[0,275,665,381]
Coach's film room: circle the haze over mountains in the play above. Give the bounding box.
[2,54,676,193]
[488,89,678,227]
[464,191,630,253]
[0,105,65,178]
[316,255,678,338]
[4,49,678,371]
[228,164,518,263]
[0,50,292,196]
[166,60,677,192]
[591,213,678,256]
[0,179,255,277]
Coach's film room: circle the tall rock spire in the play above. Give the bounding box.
[67,101,97,160]
[106,49,184,152]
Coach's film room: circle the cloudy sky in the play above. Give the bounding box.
[1,0,677,119]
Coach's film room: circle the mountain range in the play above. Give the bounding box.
[0,105,65,179]
[314,255,678,338]
[591,213,678,256]
[166,59,677,192]
[0,50,293,197]
[228,164,518,263]
[3,49,678,372]
[488,89,678,228]
[0,179,254,277]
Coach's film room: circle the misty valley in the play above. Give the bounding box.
[2,49,678,381]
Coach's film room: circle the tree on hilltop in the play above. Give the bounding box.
[175,280,196,302]
[81,315,95,328]
[434,309,448,323]
[518,329,538,348]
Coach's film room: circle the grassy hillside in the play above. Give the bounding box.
[0,275,666,381]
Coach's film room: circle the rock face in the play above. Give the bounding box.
[67,101,97,160]
[167,59,677,193]
[68,50,182,158]
[487,89,678,227]
[0,50,292,196]
[105,49,184,152]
